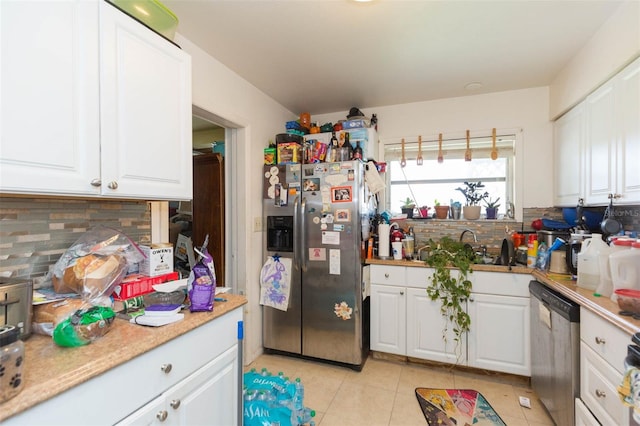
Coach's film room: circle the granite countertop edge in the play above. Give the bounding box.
[1,294,247,422]
[365,258,532,274]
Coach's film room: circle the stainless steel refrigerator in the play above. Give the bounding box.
[262,160,373,370]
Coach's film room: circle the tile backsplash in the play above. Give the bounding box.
[0,197,151,287]
[1,197,638,287]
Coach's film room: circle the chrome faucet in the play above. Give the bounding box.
[459,228,478,243]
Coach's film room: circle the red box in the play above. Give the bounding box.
[112,271,179,300]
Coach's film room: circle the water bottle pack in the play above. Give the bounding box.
[243,368,316,426]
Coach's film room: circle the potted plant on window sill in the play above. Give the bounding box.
[484,197,500,220]
[455,181,488,220]
[434,199,449,219]
[400,197,415,218]
[425,236,474,361]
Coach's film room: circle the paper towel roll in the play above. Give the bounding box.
[378,224,390,258]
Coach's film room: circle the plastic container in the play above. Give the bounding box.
[595,240,613,297]
[111,0,179,40]
[577,233,607,290]
[0,325,25,403]
[614,288,640,315]
[611,242,640,298]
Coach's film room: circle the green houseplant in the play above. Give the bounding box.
[425,236,474,360]
[455,181,488,220]
[433,199,449,219]
[400,197,416,218]
[483,197,501,220]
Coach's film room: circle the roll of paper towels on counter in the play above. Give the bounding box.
[378,224,390,258]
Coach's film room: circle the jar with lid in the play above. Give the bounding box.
[0,325,25,403]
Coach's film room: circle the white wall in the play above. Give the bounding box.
[314,87,553,209]
[175,34,295,365]
[549,1,640,119]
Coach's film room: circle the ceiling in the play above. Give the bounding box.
[164,0,623,116]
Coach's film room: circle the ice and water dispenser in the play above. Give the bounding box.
[266,216,294,252]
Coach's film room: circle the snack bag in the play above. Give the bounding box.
[187,245,216,312]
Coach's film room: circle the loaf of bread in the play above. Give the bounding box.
[32,298,87,336]
[52,254,127,298]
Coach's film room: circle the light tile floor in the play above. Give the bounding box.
[245,353,555,426]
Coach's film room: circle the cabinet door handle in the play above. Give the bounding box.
[595,389,606,398]
[160,363,172,374]
[90,178,102,187]
[107,181,118,190]
[400,291,404,295]
[170,399,181,409]
[595,337,606,345]
[469,297,474,303]
[156,410,168,421]
[385,273,389,278]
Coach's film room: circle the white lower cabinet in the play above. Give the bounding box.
[575,397,601,426]
[370,265,531,376]
[579,307,630,426]
[467,292,530,376]
[117,346,238,425]
[5,307,242,425]
[406,286,464,364]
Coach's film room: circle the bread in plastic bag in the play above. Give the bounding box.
[52,306,116,347]
[48,226,144,302]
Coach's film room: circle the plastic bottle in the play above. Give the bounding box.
[293,377,305,411]
[527,234,538,268]
[595,240,613,297]
[611,241,640,297]
[353,141,363,160]
[577,233,607,290]
[297,407,316,425]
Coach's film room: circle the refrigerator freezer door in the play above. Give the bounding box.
[301,162,365,365]
[262,166,302,355]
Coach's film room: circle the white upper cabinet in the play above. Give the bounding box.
[0,1,101,196]
[0,1,192,200]
[584,80,617,205]
[616,57,640,203]
[553,104,585,206]
[584,56,640,205]
[99,2,192,200]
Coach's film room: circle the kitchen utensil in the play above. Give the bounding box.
[601,196,622,236]
[575,198,588,231]
[437,133,443,163]
[490,128,498,160]
[400,138,406,167]
[464,130,471,161]
[500,238,514,266]
[416,135,423,165]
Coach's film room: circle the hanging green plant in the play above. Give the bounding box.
[425,236,475,359]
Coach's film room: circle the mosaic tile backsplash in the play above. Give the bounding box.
[0,197,151,287]
[0,197,638,287]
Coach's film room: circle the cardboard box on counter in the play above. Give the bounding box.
[139,243,174,277]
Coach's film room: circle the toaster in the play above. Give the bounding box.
[0,278,33,339]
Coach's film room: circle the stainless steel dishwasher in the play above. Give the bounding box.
[529,280,580,426]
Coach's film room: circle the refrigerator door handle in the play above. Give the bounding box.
[293,196,300,269]
[301,197,308,272]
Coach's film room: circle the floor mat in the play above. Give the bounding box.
[415,388,506,426]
